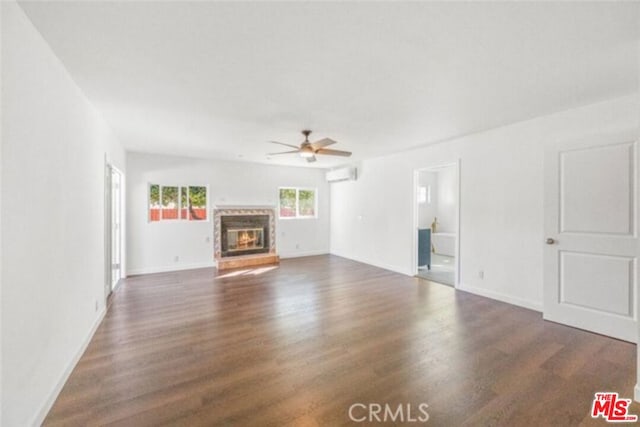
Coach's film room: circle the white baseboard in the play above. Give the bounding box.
[457,283,542,312]
[279,250,328,259]
[127,261,216,276]
[31,307,106,427]
[329,251,413,276]
[634,384,640,402]
[330,252,542,312]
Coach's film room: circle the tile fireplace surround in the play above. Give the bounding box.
[213,206,279,270]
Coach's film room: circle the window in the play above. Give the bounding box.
[417,185,431,204]
[417,186,427,204]
[279,187,317,218]
[187,186,207,221]
[149,184,208,222]
[279,188,297,218]
[149,184,160,221]
[162,186,179,219]
[180,186,188,219]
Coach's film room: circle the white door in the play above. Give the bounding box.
[544,136,638,342]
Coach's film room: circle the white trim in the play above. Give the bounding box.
[634,384,640,402]
[457,282,543,312]
[331,251,543,312]
[31,307,107,427]
[279,250,328,259]
[127,261,216,276]
[330,252,413,276]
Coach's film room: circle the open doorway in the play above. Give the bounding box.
[413,162,460,287]
[110,166,123,290]
[105,163,124,300]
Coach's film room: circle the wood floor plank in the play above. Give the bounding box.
[44,255,637,426]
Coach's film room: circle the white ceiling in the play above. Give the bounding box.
[18,1,640,168]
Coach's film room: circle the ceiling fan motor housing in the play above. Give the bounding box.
[267,129,351,161]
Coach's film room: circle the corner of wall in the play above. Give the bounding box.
[329,251,414,277]
[456,283,542,312]
[30,308,106,426]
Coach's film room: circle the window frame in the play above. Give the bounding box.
[148,183,209,223]
[278,187,318,219]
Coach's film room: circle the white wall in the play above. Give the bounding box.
[435,166,457,234]
[417,171,437,229]
[331,94,639,311]
[0,3,3,421]
[126,152,330,275]
[1,2,126,425]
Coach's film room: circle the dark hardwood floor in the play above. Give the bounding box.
[44,255,637,426]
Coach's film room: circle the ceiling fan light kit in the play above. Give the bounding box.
[267,130,352,163]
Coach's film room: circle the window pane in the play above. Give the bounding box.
[161,186,179,220]
[279,188,297,217]
[188,186,207,221]
[417,186,427,204]
[298,189,316,217]
[180,187,188,219]
[149,184,160,222]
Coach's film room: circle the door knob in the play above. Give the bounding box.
[546,238,555,245]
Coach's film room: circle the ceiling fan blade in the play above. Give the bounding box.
[268,150,300,155]
[316,148,352,157]
[310,138,337,149]
[268,140,300,149]
[306,155,317,163]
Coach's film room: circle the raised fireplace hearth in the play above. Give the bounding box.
[213,206,278,270]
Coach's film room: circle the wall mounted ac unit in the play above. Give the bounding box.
[326,167,357,183]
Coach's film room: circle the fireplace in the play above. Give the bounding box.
[227,228,264,252]
[219,214,269,257]
[213,206,278,269]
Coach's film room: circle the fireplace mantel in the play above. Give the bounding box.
[213,206,278,270]
[213,204,276,210]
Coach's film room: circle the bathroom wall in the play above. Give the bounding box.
[417,171,437,229]
[417,166,457,233]
[435,166,457,233]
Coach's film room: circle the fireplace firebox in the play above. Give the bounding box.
[218,213,272,258]
[213,207,278,269]
[227,228,264,252]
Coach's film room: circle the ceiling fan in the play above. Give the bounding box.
[268,130,352,163]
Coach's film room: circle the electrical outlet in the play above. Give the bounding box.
[478,270,484,279]
[295,243,300,250]
[174,255,180,262]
